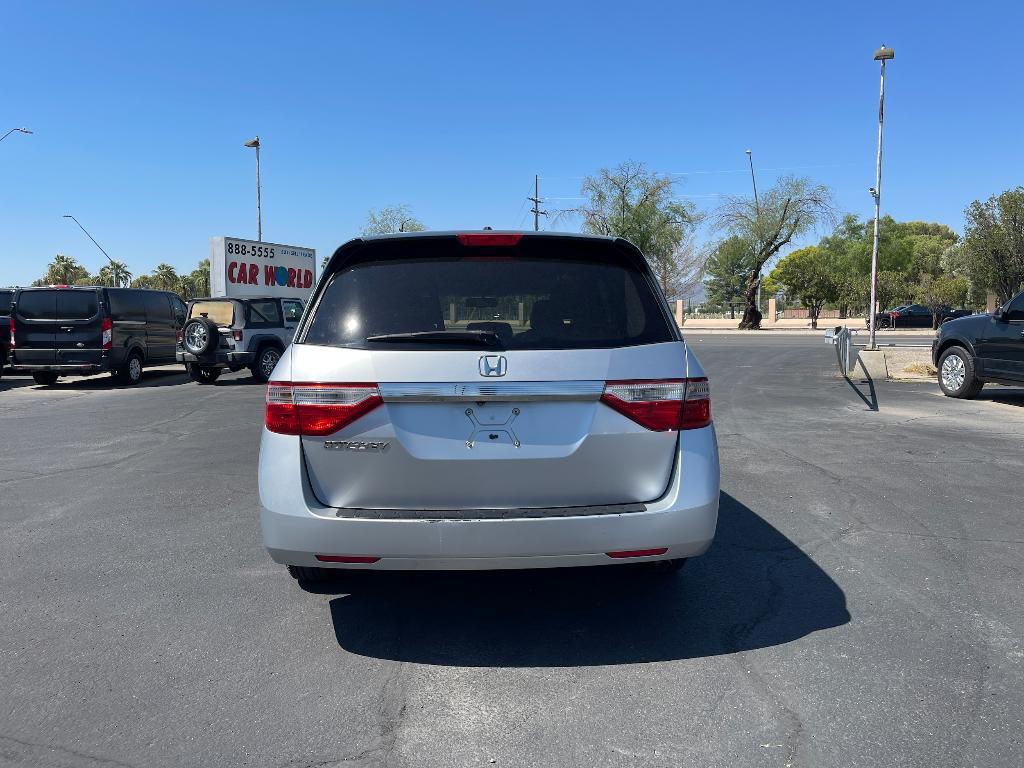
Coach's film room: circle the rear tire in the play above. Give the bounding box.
[116,351,143,385]
[181,317,219,356]
[32,371,58,386]
[186,363,221,384]
[937,346,983,399]
[250,345,282,383]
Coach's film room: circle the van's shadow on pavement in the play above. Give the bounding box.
[322,492,850,666]
[979,387,1024,407]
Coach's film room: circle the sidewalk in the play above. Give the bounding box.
[680,317,932,336]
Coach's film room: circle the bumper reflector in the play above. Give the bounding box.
[606,548,669,559]
[315,554,380,564]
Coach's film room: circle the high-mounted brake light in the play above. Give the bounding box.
[601,378,711,431]
[8,317,15,349]
[456,233,523,247]
[101,317,113,351]
[266,382,382,436]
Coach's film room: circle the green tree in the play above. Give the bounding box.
[712,176,835,328]
[37,253,90,285]
[766,246,840,329]
[96,261,132,287]
[573,161,700,300]
[178,259,210,298]
[961,187,1024,303]
[703,236,751,317]
[130,274,155,289]
[915,274,971,329]
[150,263,179,292]
[362,205,426,236]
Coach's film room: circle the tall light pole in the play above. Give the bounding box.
[867,44,894,351]
[244,136,262,241]
[746,149,762,315]
[1,127,33,143]
[63,214,124,286]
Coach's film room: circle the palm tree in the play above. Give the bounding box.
[194,259,210,295]
[44,253,89,285]
[151,263,179,292]
[97,261,132,287]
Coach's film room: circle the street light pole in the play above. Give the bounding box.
[868,44,894,351]
[1,127,33,143]
[62,214,123,286]
[244,136,262,241]
[746,149,763,315]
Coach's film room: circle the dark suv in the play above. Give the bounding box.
[933,288,1024,397]
[10,286,186,386]
[176,296,303,384]
[1,288,13,378]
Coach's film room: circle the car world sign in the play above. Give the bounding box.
[209,236,316,300]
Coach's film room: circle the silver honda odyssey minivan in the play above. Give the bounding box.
[258,231,719,585]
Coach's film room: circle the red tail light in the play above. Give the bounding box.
[601,378,711,431]
[606,548,669,558]
[266,382,382,436]
[8,317,15,349]
[232,329,243,342]
[176,329,183,344]
[101,317,113,351]
[457,233,523,247]
[316,554,380,564]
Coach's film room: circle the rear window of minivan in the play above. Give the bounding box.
[17,290,99,320]
[302,237,675,350]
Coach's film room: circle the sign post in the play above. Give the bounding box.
[209,236,316,300]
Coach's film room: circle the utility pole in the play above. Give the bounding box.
[868,44,894,351]
[746,150,763,316]
[244,136,262,241]
[528,174,547,231]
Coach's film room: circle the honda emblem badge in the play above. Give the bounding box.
[478,355,507,377]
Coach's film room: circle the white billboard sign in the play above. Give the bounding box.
[209,236,316,300]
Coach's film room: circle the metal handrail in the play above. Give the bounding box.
[825,326,855,376]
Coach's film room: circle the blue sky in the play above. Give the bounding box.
[2,0,1022,286]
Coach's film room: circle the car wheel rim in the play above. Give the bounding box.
[129,358,141,381]
[185,325,207,352]
[261,349,280,377]
[941,355,966,391]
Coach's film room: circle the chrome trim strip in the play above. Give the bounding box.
[378,380,604,402]
[334,503,647,520]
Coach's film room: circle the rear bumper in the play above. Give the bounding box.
[177,349,253,367]
[11,361,112,373]
[259,425,720,570]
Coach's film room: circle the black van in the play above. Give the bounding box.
[1,287,14,378]
[10,286,187,385]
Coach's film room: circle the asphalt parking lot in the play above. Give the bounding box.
[1,336,1022,768]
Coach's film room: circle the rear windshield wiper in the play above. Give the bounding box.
[365,330,503,347]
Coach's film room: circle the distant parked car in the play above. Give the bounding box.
[10,286,187,386]
[869,304,973,330]
[933,288,1024,397]
[176,296,303,383]
[0,287,13,378]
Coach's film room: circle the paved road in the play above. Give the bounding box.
[1,339,1022,767]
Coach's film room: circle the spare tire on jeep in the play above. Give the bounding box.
[182,317,218,356]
